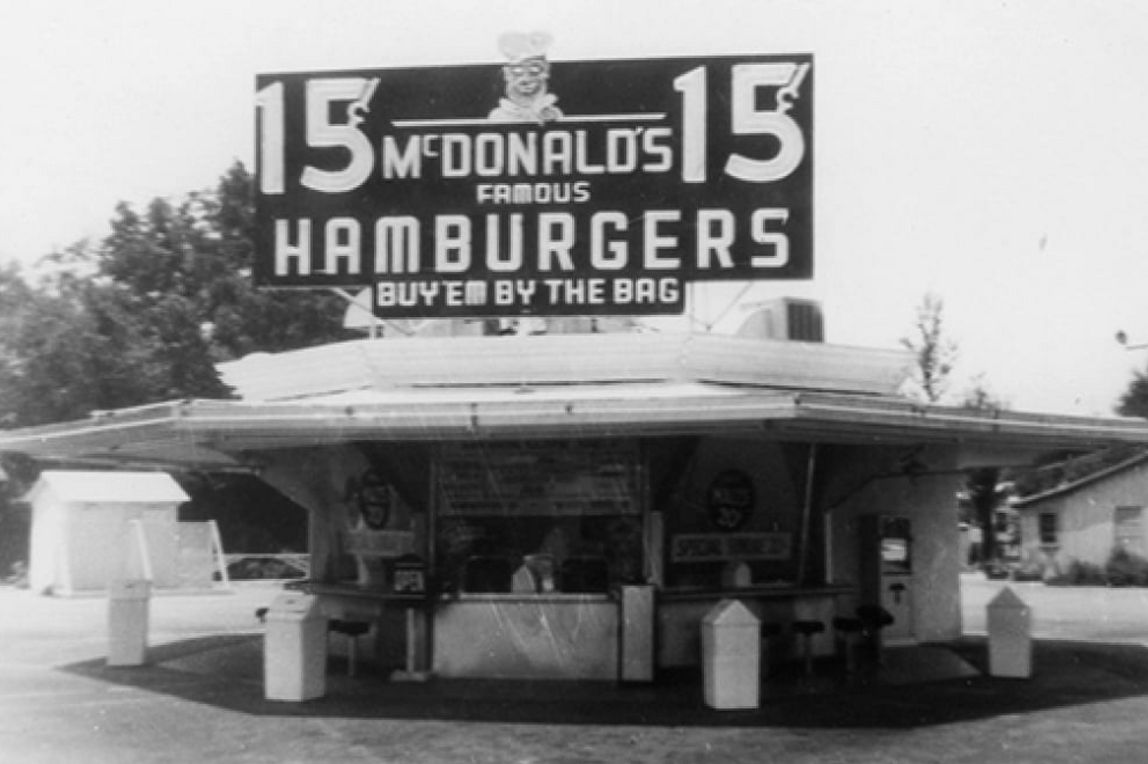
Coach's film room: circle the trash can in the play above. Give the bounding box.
[264,592,327,701]
[107,578,151,667]
[987,586,1031,678]
[701,599,760,709]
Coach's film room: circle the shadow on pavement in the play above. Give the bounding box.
[59,635,1148,730]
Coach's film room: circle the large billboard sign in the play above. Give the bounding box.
[254,35,813,318]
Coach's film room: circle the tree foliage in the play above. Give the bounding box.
[958,374,1007,562]
[0,162,352,429]
[1117,366,1148,419]
[900,292,958,404]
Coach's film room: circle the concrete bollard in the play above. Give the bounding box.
[107,579,151,667]
[702,599,760,709]
[987,586,1032,678]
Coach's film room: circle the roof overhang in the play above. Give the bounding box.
[3,385,1146,471]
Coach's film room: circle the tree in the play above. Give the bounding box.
[94,163,352,364]
[900,292,959,404]
[960,381,1008,564]
[1117,366,1148,419]
[0,162,354,429]
[0,162,354,573]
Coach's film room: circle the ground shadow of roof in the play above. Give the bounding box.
[59,636,1148,730]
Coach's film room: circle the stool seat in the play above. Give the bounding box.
[856,605,894,631]
[328,620,371,677]
[792,620,825,636]
[856,605,895,669]
[832,617,865,673]
[791,620,825,677]
[328,619,370,637]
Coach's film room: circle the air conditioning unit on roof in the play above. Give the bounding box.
[735,297,825,342]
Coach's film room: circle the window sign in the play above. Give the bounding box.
[254,34,813,318]
[670,532,792,562]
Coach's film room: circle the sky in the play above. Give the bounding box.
[2,0,1148,417]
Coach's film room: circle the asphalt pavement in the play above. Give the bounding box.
[3,577,1148,763]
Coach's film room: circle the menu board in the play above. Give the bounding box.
[438,440,638,516]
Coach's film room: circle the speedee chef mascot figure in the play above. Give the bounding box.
[489,31,563,124]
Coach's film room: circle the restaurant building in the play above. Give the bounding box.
[3,319,1147,682]
[4,40,1147,688]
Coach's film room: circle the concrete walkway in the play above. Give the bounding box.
[2,580,1148,763]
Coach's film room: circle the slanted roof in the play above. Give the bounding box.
[1010,451,1148,509]
[27,470,189,504]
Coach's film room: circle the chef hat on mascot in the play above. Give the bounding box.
[498,31,553,63]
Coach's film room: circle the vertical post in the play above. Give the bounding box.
[209,520,231,589]
[424,449,439,673]
[797,444,817,586]
[129,518,155,583]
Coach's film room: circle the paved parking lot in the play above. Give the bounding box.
[3,578,1148,763]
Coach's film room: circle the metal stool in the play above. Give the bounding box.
[856,605,894,667]
[791,620,825,677]
[328,619,370,677]
[832,616,864,673]
[760,622,783,677]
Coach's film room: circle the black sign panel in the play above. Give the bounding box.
[255,52,813,318]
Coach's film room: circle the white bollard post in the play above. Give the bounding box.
[701,599,761,709]
[987,587,1032,678]
[107,579,151,667]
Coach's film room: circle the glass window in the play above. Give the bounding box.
[435,440,642,595]
[1115,506,1144,555]
[1038,512,1059,545]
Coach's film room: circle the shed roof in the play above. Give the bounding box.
[28,470,189,504]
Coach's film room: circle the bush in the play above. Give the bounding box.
[1105,547,1148,587]
[1047,558,1107,587]
[1010,565,1043,582]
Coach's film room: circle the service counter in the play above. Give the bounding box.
[657,585,853,667]
[302,583,428,674]
[302,584,626,680]
[302,581,851,678]
[435,592,619,679]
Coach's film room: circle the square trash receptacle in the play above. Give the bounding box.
[702,598,760,709]
[264,592,327,701]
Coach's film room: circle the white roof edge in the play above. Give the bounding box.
[217,333,913,402]
[2,388,1148,468]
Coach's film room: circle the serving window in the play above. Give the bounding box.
[435,440,643,595]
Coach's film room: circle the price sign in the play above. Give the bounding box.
[255,42,813,318]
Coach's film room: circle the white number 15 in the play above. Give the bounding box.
[673,62,809,184]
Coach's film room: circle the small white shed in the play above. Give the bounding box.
[27,471,190,596]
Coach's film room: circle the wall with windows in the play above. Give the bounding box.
[1016,459,1148,572]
